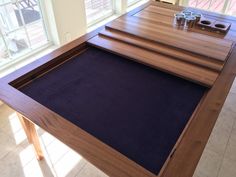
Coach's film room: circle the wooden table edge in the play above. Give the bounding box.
[0,1,236,177]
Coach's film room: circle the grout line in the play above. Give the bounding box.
[74,162,88,177]
[40,134,58,177]
[216,114,236,177]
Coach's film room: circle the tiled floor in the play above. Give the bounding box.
[193,79,236,177]
[0,79,235,177]
[0,106,107,177]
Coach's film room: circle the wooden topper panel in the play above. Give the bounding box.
[106,17,233,61]
[140,5,236,42]
[117,16,231,48]
[88,35,218,87]
[144,5,179,16]
[99,28,223,72]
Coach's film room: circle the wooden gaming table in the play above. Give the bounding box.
[1,1,236,177]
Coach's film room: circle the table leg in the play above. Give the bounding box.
[17,113,44,160]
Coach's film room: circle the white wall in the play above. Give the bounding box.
[115,0,128,14]
[43,0,87,45]
[42,0,154,46]
[178,0,188,5]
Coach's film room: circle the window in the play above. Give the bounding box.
[223,0,236,16]
[0,0,49,67]
[85,0,114,26]
[127,0,141,6]
[184,0,236,16]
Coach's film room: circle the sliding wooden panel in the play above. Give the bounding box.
[88,35,218,87]
[99,28,223,71]
[134,10,174,26]
[144,5,178,17]
[106,18,233,61]
[118,17,231,48]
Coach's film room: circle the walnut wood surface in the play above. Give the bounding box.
[148,2,236,41]
[119,16,231,47]
[144,5,178,16]
[0,1,236,177]
[99,28,223,71]
[107,16,233,61]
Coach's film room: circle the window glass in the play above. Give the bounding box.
[187,0,227,13]
[85,0,113,25]
[5,28,30,57]
[225,0,236,15]
[0,0,49,67]
[0,3,21,33]
[0,37,9,63]
[26,20,47,49]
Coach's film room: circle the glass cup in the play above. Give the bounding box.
[184,16,196,30]
[182,10,192,17]
[174,13,185,28]
[192,13,202,22]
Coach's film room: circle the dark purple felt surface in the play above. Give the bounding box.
[20,47,206,174]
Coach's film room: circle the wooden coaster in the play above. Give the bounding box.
[212,21,231,33]
[196,18,231,34]
[197,18,215,29]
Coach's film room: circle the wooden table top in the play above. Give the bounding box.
[0,1,236,177]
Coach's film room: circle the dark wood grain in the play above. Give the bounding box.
[99,28,223,71]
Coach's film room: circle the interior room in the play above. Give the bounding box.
[0,0,236,177]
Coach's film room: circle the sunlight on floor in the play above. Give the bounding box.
[7,111,84,177]
[8,112,27,145]
[8,112,22,133]
[20,146,44,177]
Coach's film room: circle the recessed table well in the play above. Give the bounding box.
[1,1,236,177]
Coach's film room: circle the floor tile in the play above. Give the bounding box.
[193,148,222,177]
[223,92,236,114]
[1,112,22,135]
[44,138,71,164]
[0,130,17,159]
[37,158,56,177]
[230,78,236,94]
[0,111,29,146]
[218,157,236,177]
[205,107,235,155]
[53,150,86,177]
[22,158,48,177]
[39,131,56,147]
[18,145,39,167]
[232,123,236,141]
[0,104,15,129]
[0,146,27,177]
[21,155,56,177]
[76,163,108,177]
[224,124,236,162]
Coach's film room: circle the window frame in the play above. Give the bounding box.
[0,0,50,67]
[127,0,141,7]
